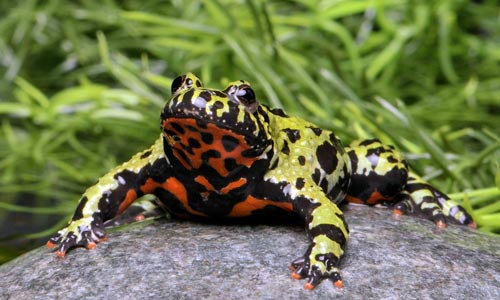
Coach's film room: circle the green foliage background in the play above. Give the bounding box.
[0,0,499,263]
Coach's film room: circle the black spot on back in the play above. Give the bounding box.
[347,150,359,173]
[359,139,380,146]
[366,146,386,158]
[387,155,398,163]
[283,128,301,143]
[320,177,329,193]
[199,90,212,101]
[282,140,290,155]
[295,178,305,189]
[316,141,338,174]
[328,133,343,149]
[312,168,321,185]
[298,155,306,165]
[308,126,323,136]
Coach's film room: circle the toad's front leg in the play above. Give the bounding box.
[47,138,169,256]
[291,193,349,290]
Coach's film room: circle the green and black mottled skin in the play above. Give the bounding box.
[47,73,475,290]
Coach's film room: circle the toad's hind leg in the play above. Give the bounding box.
[395,172,476,228]
[345,139,475,228]
[345,139,409,205]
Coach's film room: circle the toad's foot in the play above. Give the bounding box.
[289,249,343,290]
[394,173,476,229]
[46,215,106,257]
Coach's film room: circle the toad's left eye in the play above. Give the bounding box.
[224,81,259,113]
[236,86,256,106]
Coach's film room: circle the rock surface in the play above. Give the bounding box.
[1,205,499,300]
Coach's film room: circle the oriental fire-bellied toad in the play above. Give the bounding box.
[47,73,475,290]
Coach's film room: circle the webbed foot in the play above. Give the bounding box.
[289,248,343,290]
[396,173,476,229]
[47,215,106,257]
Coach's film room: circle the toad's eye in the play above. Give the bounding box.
[171,74,201,95]
[236,86,256,106]
[171,75,186,95]
[222,79,259,113]
[226,83,259,113]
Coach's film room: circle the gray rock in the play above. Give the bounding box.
[1,205,499,300]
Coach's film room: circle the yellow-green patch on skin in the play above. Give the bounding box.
[348,140,406,176]
[407,188,433,205]
[441,199,464,217]
[206,94,231,119]
[309,200,348,238]
[265,112,349,203]
[264,117,322,179]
